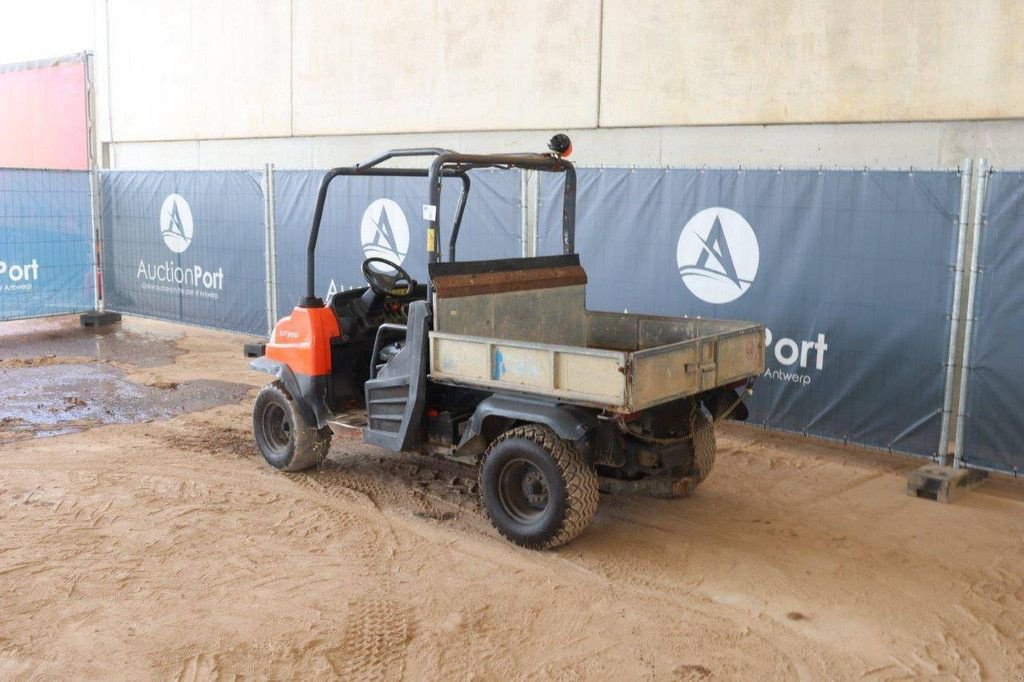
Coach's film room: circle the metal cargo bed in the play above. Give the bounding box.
[429,311,765,413]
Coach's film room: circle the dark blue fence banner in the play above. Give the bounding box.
[273,169,522,318]
[539,168,963,457]
[0,169,94,320]
[961,170,1024,475]
[100,171,267,335]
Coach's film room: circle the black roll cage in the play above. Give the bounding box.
[301,148,577,307]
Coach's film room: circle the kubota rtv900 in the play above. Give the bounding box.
[251,137,764,549]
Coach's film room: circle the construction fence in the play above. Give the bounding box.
[0,168,95,321]
[0,162,1020,476]
[538,168,963,460]
[958,169,1024,475]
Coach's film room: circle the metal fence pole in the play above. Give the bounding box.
[269,167,279,327]
[937,158,973,464]
[84,50,105,314]
[520,170,529,257]
[953,158,989,469]
[89,168,104,313]
[262,163,278,336]
[523,170,539,257]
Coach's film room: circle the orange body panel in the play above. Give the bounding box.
[265,306,340,376]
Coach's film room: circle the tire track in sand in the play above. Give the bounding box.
[326,597,411,681]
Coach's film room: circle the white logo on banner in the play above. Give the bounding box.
[360,198,409,264]
[160,194,194,253]
[0,258,40,293]
[676,207,759,304]
[139,192,223,299]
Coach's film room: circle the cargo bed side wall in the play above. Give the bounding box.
[585,311,757,351]
[434,285,587,345]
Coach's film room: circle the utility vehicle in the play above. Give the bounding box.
[250,137,765,549]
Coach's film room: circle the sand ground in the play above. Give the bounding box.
[1,316,1022,680]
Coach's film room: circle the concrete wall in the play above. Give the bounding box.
[109,120,1024,170]
[292,0,600,135]
[601,1,1024,127]
[100,1,292,141]
[95,0,1024,169]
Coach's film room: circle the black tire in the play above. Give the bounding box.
[252,381,331,472]
[648,400,716,499]
[688,402,717,485]
[479,425,599,550]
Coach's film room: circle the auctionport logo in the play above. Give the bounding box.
[0,258,40,292]
[361,198,409,265]
[160,194,194,253]
[137,193,223,299]
[676,207,759,304]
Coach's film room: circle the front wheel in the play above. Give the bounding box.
[479,425,599,549]
[252,381,331,472]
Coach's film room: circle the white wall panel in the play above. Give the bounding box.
[106,0,291,141]
[291,0,601,135]
[600,0,1024,127]
[199,138,314,169]
[111,140,199,168]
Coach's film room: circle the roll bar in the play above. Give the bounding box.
[301,147,576,307]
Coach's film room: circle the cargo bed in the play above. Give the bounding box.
[429,311,765,413]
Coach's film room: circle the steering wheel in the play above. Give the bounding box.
[361,257,415,297]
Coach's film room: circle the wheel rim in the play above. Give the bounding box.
[497,458,550,524]
[261,402,292,455]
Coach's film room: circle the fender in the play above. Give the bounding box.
[249,357,326,428]
[456,394,598,459]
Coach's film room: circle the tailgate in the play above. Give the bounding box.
[627,324,765,411]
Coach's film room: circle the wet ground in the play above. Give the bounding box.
[0,316,248,442]
[2,315,1023,680]
[0,315,183,367]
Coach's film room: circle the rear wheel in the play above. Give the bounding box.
[479,425,599,550]
[253,381,331,472]
[648,400,716,499]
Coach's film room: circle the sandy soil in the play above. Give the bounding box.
[1,316,1023,680]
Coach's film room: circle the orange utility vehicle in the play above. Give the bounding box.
[250,138,765,549]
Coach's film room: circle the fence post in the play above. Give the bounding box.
[78,167,122,328]
[89,167,103,313]
[937,158,972,464]
[953,159,989,469]
[520,170,539,257]
[262,163,278,336]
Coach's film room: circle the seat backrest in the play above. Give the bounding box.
[429,255,588,345]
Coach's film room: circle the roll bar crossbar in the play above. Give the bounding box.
[301,148,576,307]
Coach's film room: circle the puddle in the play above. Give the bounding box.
[0,363,248,440]
[0,316,182,368]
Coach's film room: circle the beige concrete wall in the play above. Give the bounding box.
[101,0,600,143]
[109,120,1024,170]
[600,1,1024,127]
[98,0,1024,166]
[100,0,1024,144]
[291,0,601,135]
[103,0,292,141]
